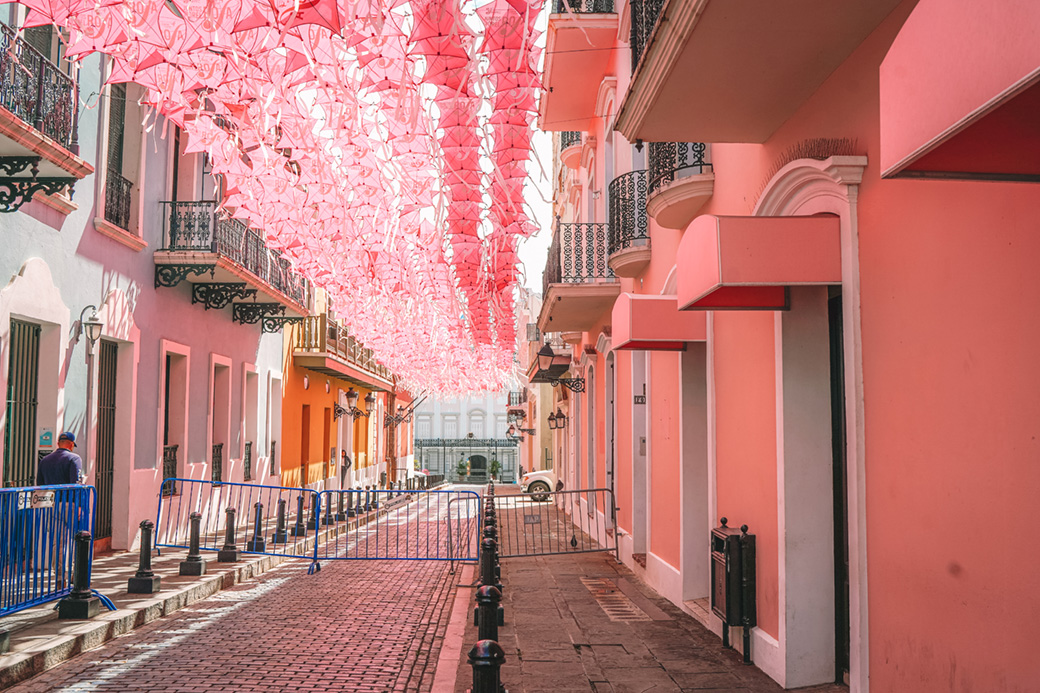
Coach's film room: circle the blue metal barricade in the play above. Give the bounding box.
[312,488,482,568]
[0,485,95,616]
[155,478,321,562]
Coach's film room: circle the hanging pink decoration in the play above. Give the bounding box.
[5,0,544,392]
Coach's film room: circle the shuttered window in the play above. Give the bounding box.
[4,320,41,488]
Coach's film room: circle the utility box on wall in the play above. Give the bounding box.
[710,518,756,663]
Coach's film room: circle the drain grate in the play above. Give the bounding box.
[580,577,652,622]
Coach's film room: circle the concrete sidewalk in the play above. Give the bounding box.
[447,550,849,692]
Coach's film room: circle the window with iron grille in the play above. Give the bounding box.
[3,319,40,488]
[526,323,540,342]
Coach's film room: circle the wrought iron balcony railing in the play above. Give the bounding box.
[0,23,76,148]
[294,313,393,382]
[648,142,713,195]
[560,131,582,150]
[526,323,541,342]
[608,169,649,255]
[103,169,132,230]
[554,0,614,12]
[629,0,664,73]
[160,201,308,305]
[542,219,614,296]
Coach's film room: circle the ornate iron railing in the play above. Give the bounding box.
[294,314,393,381]
[161,201,308,305]
[630,0,664,73]
[554,0,613,12]
[104,169,132,230]
[608,169,649,255]
[543,220,614,295]
[648,142,713,195]
[0,23,76,148]
[526,323,540,342]
[560,131,581,150]
[243,441,253,482]
[162,445,178,496]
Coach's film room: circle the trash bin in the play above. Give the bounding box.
[710,518,756,663]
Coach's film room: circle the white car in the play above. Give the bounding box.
[519,469,559,502]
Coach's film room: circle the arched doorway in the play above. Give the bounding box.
[469,454,487,478]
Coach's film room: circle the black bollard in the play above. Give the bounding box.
[245,502,266,552]
[364,486,372,512]
[272,498,289,543]
[217,507,240,562]
[127,520,161,594]
[371,484,380,510]
[348,489,358,517]
[179,512,207,576]
[475,585,502,642]
[291,495,308,536]
[336,491,349,521]
[58,531,101,619]
[475,537,504,626]
[354,487,363,516]
[323,496,335,525]
[468,640,505,693]
[306,495,319,530]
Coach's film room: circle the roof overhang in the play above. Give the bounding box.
[611,293,705,350]
[677,215,841,311]
[539,14,619,132]
[293,353,392,391]
[615,0,907,143]
[537,282,622,333]
[880,0,1040,180]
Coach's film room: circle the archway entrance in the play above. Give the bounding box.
[468,454,487,477]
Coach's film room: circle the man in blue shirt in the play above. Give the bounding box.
[37,432,84,486]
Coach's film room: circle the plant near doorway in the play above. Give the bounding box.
[489,458,500,480]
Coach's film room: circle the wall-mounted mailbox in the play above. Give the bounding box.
[710,518,756,663]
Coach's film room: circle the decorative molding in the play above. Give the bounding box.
[233,302,285,324]
[154,263,214,288]
[36,190,78,215]
[646,172,715,230]
[754,156,868,217]
[192,283,257,310]
[94,217,146,250]
[608,244,652,278]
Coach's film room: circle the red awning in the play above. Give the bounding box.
[677,215,841,311]
[611,294,706,350]
[880,0,1040,180]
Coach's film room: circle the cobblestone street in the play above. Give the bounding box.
[8,555,457,693]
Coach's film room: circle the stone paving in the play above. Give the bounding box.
[450,494,850,692]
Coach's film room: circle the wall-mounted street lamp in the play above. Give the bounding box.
[508,424,535,437]
[384,404,413,429]
[78,305,104,477]
[549,408,567,429]
[335,387,375,420]
[79,306,103,348]
[536,344,585,393]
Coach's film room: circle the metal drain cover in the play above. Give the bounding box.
[581,577,652,622]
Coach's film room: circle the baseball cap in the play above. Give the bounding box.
[58,431,77,447]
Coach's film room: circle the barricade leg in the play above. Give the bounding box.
[218,507,240,562]
[179,512,207,576]
[58,531,101,619]
[128,520,161,594]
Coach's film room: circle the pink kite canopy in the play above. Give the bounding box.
[11,0,544,393]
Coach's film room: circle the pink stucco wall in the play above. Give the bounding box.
[648,350,680,568]
[615,350,632,534]
[711,311,779,640]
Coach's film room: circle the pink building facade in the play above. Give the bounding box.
[532,1,1040,690]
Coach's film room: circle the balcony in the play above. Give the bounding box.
[615,0,906,143]
[646,142,714,230]
[541,0,617,132]
[155,201,309,328]
[607,170,650,278]
[103,169,133,231]
[538,219,620,333]
[292,314,393,391]
[559,131,582,170]
[0,23,92,212]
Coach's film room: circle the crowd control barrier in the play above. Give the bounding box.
[156,478,321,562]
[492,487,618,559]
[0,485,94,616]
[312,488,482,567]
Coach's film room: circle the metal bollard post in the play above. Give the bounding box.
[468,639,505,693]
[245,502,266,552]
[306,495,319,530]
[348,489,358,517]
[179,512,207,576]
[127,520,161,594]
[218,507,240,562]
[355,487,363,516]
[371,484,381,510]
[58,531,101,619]
[272,498,289,543]
[323,496,335,525]
[475,585,502,642]
[336,491,349,521]
[364,486,372,512]
[291,495,308,536]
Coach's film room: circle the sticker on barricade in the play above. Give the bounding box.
[311,488,482,567]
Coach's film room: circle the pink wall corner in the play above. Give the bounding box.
[712,311,779,641]
[648,350,681,569]
[615,350,633,534]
